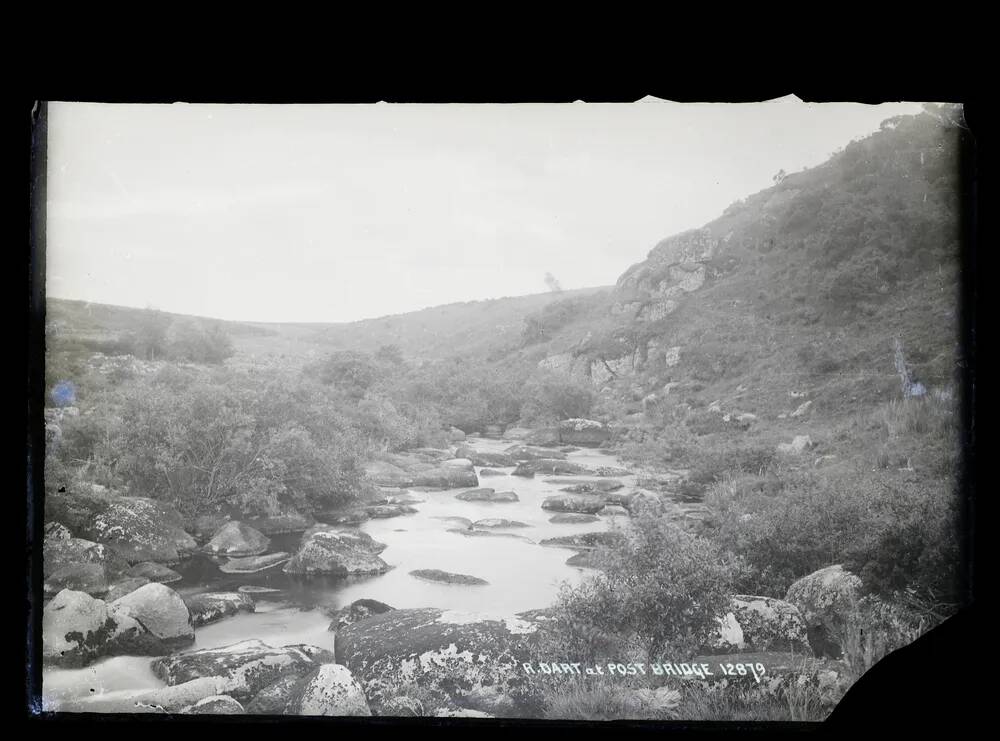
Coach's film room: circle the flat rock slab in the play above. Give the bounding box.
[409,569,489,586]
[541,494,607,514]
[550,479,625,493]
[515,460,593,476]
[455,488,519,502]
[478,468,507,477]
[503,445,568,461]
[473,518,530,529]
[238,585,282,596]
[365,504,418,518]
[219,552,291,574]
[432,516,473,530]
[447,528,534,542]
[540,531,626,551]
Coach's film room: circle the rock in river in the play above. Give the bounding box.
[548,513,600,524]
[540,531,626,551]
[334,607,542,715]
[127,561,182,584]
[455,488,519,502]
[473,518,530,529]
[326,598,395,632]
[110,582,195,648]
[514,459,592,476]
[557,418,611,446]
[541,494,606,515]
[244,510,314,535]
[42,589,153,668]
[365,504,418,518]
[283,529,389,576]
[555,479,625,494]
[204,521,270,557]
[219,551,291,574]
[453,445,516,467]
[504,445,567,461]
[184,592,256,627]
[409,569,489,586]
[478,468,506,477]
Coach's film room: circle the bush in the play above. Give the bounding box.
[546,516,737,664]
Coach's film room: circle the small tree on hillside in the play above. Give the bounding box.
[130,308,171,361]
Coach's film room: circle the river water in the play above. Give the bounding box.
[42,437,640,711]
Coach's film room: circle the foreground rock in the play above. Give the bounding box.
[182,695,245,714]
[410,569,489,585]
[326,598,395,632]
[50,677,236,713]
[455,488,519,502]
[286,664,371,716]
[284,529,389,576]
[81,497,196,565]
[185,592,256,627]
[558,418,611,446]
[111,582,194,648]
[541,494,606,514]
[707,596,811,654]
[204,521,270,557]
[42,589,154,667]
[219,551,291,574]
[151,640,336,702]
[335,608,541,715]
[785,565,862,657]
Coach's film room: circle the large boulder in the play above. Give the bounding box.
[365,457,478,489]
[785,565,863,658]
[151,640,336,702]
[42,589,157,668]
[523,428,561,447]
[706,596,811,654]
[557,418,610,446]
[541,494,607,515]
[285,664,371,716]
[334,608,542,715]
[110,582,194,648]
[44,536,130,597]
[185,592,256,627]
[204,521,270,557]
[81,497,196,565]
[104,577,151,602]
[504,445,567,461]
[283,529,389,576]
[326,598,395,632]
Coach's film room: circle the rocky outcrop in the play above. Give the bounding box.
[81,497,197,565]
[184,592,256,627]
[151,640,336,703]
[558,418,611,446]
[285,664,371,716]
[204,522,270,557]
[334,608,542,715]
[409,569,489,586]
[326,598,395,632]
[455,488,519,502]
[110,582,194,648]
[785,565,863,658]
[283,529,389,576]
[707,596,811,654]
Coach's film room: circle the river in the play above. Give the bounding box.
[42,437,642,711]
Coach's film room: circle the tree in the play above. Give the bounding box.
[130,307,171,361]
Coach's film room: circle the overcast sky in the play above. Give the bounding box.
[46,97,924,323]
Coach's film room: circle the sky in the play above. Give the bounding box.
[45,97,925,323]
